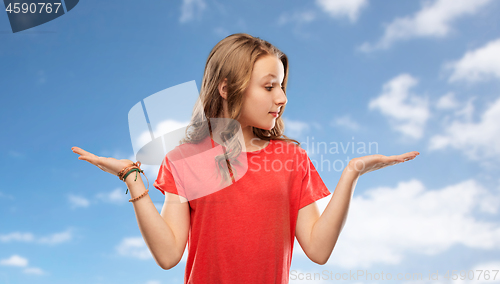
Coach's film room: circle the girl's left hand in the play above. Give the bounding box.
[347,151,420,176]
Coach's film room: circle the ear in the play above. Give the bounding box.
[218,78,228,100]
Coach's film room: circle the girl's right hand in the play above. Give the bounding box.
[71,146,135,177]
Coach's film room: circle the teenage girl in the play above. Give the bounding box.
[72,33,419,284]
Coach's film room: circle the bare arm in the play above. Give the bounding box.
[296,151,419,264]
[295,163,358,264]
[71,146,190,270]
[126,174,190,270]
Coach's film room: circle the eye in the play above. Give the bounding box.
[265,86,273,91]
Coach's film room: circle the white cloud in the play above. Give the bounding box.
[0,232,34,242]
[0,229,72,245]
[70,186,144,208]
[429,96,500,161]
[289,269,330,283]
[369,74,430,139]
[0,255,28,267]
[294,178,500,268]
[0,255,46,275]
[38,229,73,245]
[330,115,361,130]
[116,237,152,260]
[133,119,189,159]
[436,92,459,110]
[447,38,500,83]
[116,236,189,264]
[179,0,207,23]
[283,117,310,138]
[181,246,188,263]
[453,97,476,122]
[403,281,446,284]
[23,267,45,275]
[68,194,90,209]
[96,188,128,204]
[316,0,368,22]
[359,0,493,52]
[455,261,500,284]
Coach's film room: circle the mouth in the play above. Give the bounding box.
[269,112,279,118]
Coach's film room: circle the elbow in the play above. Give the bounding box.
[154,241,186,270]
[158,259,178,270]
[156,255,182,270]
[307,248,333,265]
[310,255,329,266]
[158,260,173,270]
[160,264,175,270]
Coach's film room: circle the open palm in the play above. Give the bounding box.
[348,151,420,176]
[71,146,134,177]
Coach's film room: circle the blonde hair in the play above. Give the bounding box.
[180,33,300,185]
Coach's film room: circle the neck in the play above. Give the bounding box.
[241,125,260,149]
[209,120,265,151]
[212,101,267,151]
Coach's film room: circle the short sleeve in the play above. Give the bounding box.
[299,153,331,209]
[153,154,186,197]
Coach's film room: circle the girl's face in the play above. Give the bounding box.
[238,55,287,131]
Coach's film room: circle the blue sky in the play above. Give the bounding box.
[1,0,500,283]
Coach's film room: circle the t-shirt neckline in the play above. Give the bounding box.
[209,137,273,154]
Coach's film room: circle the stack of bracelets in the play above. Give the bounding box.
[117,161,150,202]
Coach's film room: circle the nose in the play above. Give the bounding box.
[275,88,287,107]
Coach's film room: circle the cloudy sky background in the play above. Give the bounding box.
[1,0,500,283]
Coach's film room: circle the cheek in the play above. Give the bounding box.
[253,98,268,114]
[242,89,269,116]
[245,95,264,111]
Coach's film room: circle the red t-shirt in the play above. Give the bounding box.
[153,135,331,284]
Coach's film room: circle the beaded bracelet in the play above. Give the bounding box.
[129,189,149,202]
[117,161,149,195]
[118,162,142,180]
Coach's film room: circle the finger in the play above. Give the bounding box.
[404,151,420,157]
[72,149,100,166]
[387,155,405,163]
[72,147,100,159]
[78,155,99,166]
[402,152,419,162]
[71,146,96,157]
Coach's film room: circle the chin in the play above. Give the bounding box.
[251,119,276,131]
[260,124,275,131]
[253,124,274,131]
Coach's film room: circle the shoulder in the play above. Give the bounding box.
[164,136,211,162]
[271,139,307,156]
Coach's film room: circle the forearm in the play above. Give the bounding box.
[124,173,180,269]
[309,162,359,264]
